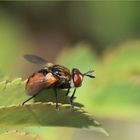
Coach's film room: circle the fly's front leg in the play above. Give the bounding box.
[70,88,76,108]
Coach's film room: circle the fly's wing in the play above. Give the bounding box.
[26,72,58,96]
[24,54,53,67]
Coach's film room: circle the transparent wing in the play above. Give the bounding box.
[24,54,48,66]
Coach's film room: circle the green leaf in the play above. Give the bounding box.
[0,78,107,135]
[0,79,27,106]
[0,130,40,140]
[0,103,102,129]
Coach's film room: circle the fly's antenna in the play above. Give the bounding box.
[82,70,95,78]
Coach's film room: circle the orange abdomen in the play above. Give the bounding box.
[26,72,58,96]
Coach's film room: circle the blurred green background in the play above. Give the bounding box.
[0,1,140,140]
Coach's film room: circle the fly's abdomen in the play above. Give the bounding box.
[26,71,58,96]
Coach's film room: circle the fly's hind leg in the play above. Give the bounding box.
[54,88,59,110]
[22,92,40,105]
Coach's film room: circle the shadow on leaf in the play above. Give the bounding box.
[33,89,84,108]
[0,103,101,130]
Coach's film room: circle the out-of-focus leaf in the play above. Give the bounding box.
[0,130,40,140]
[56,40,140,119]
[56,42,97,72]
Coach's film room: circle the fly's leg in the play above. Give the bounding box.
[66,87,70,96]
[54,88,59,110]
[65,87,72,106]
[70,88,76,108]
[22,92,40,105]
